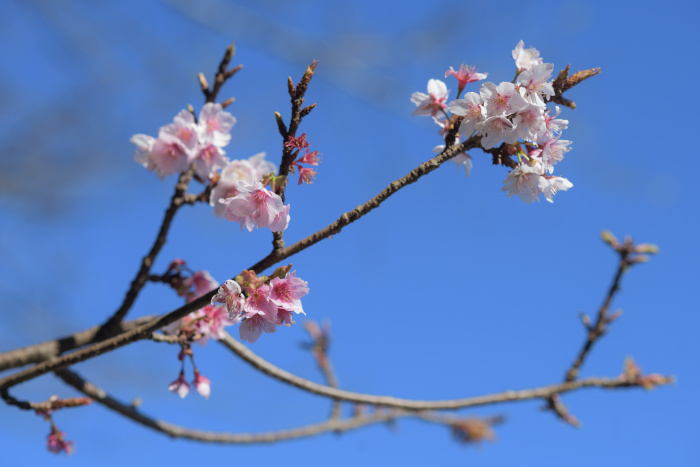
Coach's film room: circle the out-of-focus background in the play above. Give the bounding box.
[1,0,697,465]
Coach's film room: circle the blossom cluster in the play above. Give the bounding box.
[284,132,322,185]
[131,103,234,181]
[131,105,292,231]
[162,263,234,344]
[411,40,573,204]
[212,267,309,343]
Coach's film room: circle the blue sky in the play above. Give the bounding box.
[0,0,698,465]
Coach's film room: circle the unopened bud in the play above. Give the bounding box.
[580,313,591,328]
[198,72,209,91]
[629,255,649,264]
[601,230,619,248]
[221,97,236,109]
[606,309,623,323]
[635,243,659,254]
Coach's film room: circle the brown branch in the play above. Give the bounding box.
[0,291,215,396]
[551,64,601,109]
[217,331,668,411]
[304,321,341,420]
[54,368,417,444]
[0,316,155,372]
[202,43,240,104]
[101,166,196,330]
[564,233,640,382]
[250,135,481,274]
[545,232,658,424]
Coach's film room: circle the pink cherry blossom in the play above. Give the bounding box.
[248,152,276,176]
[160,109,199,156]
[502,163,548,204]
[242,285,278,319]
[475,115,516,149]
[192,371,211,399]
[298,150,321,166]
[212,279,245,320]
[516,63,555,106]
[198,103,236,147]
[131,132,191,180]
[276,308,295,327]
[448,92,485,136]
[298,167,317,184]
[411,79,450,117]
[512,40,543,71]
[194,143,228,180]
[445,64,488,93]
[47,430,74,455]
[270,204,291,232]
[513,104,547,143]
[480,82,528,117]
[542,176,573,203]
[210,156,266,218]
[239,313,277,343]
[168,371,190,398]
[284,133,311,150]
[538,138,572,173]
[223,180,290,232]
[201,305,234,341]
[452,153,473,178]
[542,106,569,141]
[182,270,219,301]
[268,271,309,315]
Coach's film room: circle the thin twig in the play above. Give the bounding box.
[216,332,667,411]
[564,250,629,382]
[101,166,196,330]
[54,368,414,444]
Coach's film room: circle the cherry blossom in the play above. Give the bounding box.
[192,371,211,399]
[480,82,528,116]
[239,313,277,343]
[168,371,190,398]
[268,271,309,315]
[411,79,450,117]
[452,153,473,178]
[212,279,245,320]
[210,153,274,218]
[223,180,290,232]
[543,106,569,141]
[198,102,236,147]
[502,163,548,204]
[193,143,228,180]
[512,40,543,71]
[475,115,516,149]
[160,109,199,157]
[181,270,219,301]
[516,63,555,106]
[513,103,547,143]
[445,64,487,94]
[538,138,572,173]
[542,176,573,203]
[448,92,485,136]
[47,430,74,455]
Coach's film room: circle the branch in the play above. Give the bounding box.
[54,368,419,444]
[250,135,481,274]
[217,332,668,411]
[0,316,154,372]
[565,232,651,382]
[101,166,196,329]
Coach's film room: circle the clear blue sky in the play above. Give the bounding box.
[1,0,698,465]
